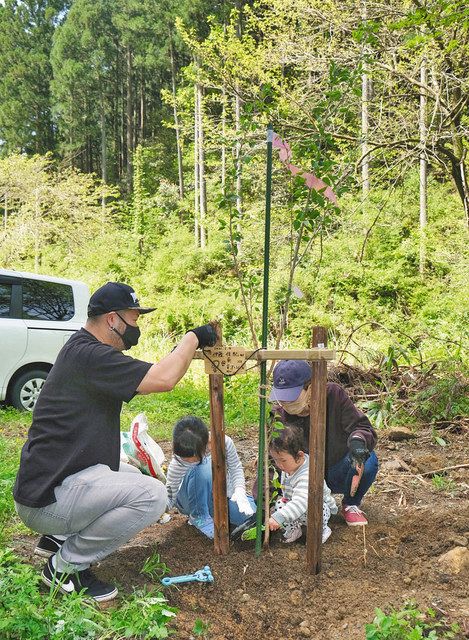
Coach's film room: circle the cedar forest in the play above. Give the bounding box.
[0,1,468,639]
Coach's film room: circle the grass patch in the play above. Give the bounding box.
[0,409,28,544]
[431,474,458,494]
[0,548,177,640]
[121,372,260,440]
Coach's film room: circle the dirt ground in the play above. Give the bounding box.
[14,425,469,639]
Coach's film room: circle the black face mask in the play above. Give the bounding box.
[113,312,141,349]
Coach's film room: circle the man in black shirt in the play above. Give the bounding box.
[13,281,216,601]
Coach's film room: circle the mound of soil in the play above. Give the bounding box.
[14,426,469,639]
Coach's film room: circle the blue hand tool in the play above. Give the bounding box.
[161,565,214,586]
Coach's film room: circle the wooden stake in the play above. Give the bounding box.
[208,322,229,555]
[306,326,328,574]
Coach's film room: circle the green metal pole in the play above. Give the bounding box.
[255,124,273,556]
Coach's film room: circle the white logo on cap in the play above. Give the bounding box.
[278,377,286,386]
[131,292,138,303]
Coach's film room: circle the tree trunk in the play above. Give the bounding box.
[419,56,427,274]
[234,7,243,251]
[34,189,41,272]
[449,152,469,228]
[88,135,93,173]
[126,47,134,193]
[3,192,7,230]
[170,37,185,200]
[361,0,370,199]
[459,156,469,228]
[197,82,207,248]
[121,62,126,183]
[100,93,107,217]
[234,89,242,253]
[133,145,145,253]
[194,83,200,246]
[221,21,228,190]
[221,85,227,190]
[450,85,469,228]
[115,43,122,181]
[140,74,145,142]
[69,100,75,169]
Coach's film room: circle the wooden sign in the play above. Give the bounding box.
[203,346,246,376]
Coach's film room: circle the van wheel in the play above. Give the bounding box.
[10,370,48,411]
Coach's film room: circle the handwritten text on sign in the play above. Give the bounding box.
[203,347,247,375]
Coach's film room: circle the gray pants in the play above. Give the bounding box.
[15,463,167,572]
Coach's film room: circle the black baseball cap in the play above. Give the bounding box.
[87,282,156,317]
[269,360,312,402]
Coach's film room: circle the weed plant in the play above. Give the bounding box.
[431,474,457,494]
[0,549,177,639]
[141,552,170,581]
[192,619,210,637]
[366,602,460,639]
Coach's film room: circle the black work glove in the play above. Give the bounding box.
[188,324,217,348]
[348,438,370,467]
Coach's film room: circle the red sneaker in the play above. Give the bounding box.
[341,504,368,526]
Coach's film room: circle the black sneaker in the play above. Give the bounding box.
[41,556,118,602]
[34,535,64,558]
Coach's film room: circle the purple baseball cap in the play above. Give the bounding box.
[269,360,312,402]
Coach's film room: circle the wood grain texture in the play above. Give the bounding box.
[306,327,328,574]
[208,322,229,555]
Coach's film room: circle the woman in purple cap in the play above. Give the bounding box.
[269,360,378,527]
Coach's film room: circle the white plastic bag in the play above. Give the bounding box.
[120,413,166,482]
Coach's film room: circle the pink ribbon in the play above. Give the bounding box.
[272,133,337,204]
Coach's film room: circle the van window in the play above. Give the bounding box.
[22,279,74,321]
[0,283,12,317]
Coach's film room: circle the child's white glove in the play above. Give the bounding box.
[230,487,255,516]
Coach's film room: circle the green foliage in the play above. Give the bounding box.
[241,525,265,541]
[0,409,28,543]
[0,548,101,640]
[431,474,457,494]
[0,154,118,272]
[361,397,395,430]
[105,590,177,639]
[413,365,469,426]
[192,619,210,637]
[365,602,460,640]
[141,553,171,581]
[0,0,63,155]
[121,372,260,440]
[431,432,447,448]
[0,548,177,640]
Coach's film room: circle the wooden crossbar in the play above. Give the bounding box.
[194,348,335,361]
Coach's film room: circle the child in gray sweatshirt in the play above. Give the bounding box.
[269,424,337,543]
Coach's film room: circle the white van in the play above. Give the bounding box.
[0,270,89,411]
